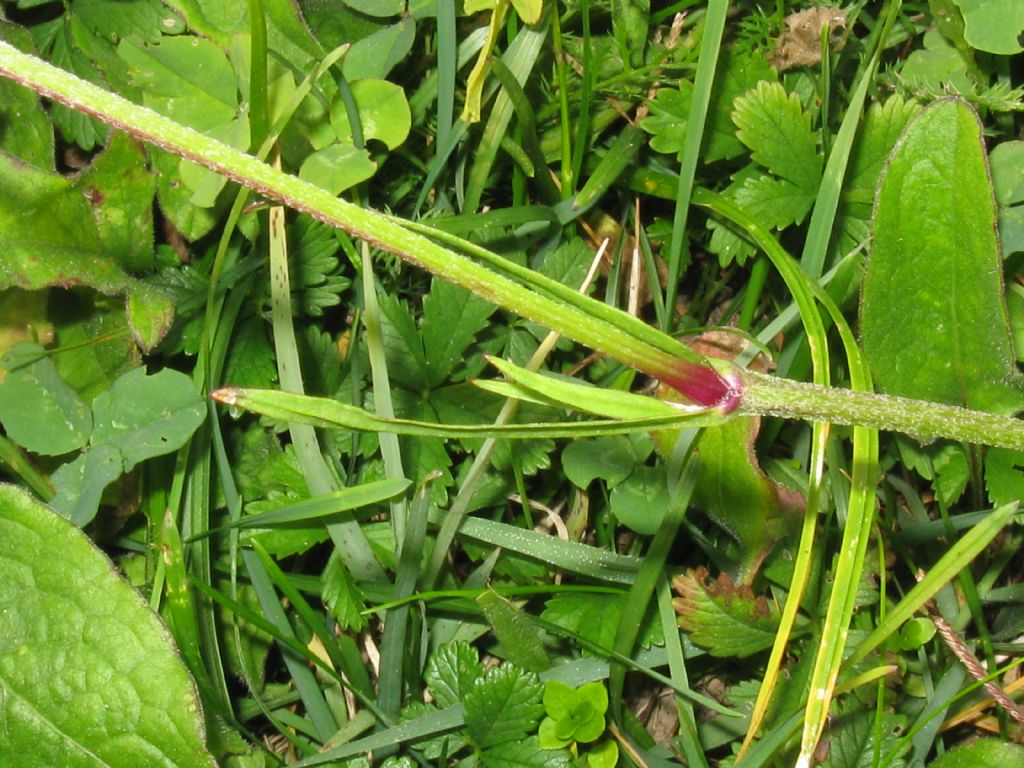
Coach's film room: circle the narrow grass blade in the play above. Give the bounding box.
[269,197,384,581]
[378,479,431,720]
[213,385,728,437]
[849,502,1019,666]
[457,517,640,584]
[664,0,728,329]
[609,438,699,715]
[187,478,411,539]
[241,548,338,743]
[464,14,548,212]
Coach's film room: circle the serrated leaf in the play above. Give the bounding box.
[862,98,1024,416]
[0,22,54,168]
[289,217,350,317]
[0,342,91,455]
[464,664,545,749]
[321,551,368,632]
[222,315,277,389]
[984,448,1024,507]
[732,80,821,191]
[480,736,573,768]
[422,278,496,387]
[538,237,594,288]
[838,95,920,248]
[733,174,815,229]
[672,567,778,657]
[641,49,775,163]
[0,484,216,766]
[377,292,428,390]
[48,23,108,149]
[425,640,485,708]
[932,443,970,506]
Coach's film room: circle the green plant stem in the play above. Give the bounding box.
[739,371,1024,451]
[5,43,1024,450]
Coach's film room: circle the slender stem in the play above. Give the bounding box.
[740,371,1024,451]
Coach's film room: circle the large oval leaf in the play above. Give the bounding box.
[861,97,1024,416]
[0,484,215,766]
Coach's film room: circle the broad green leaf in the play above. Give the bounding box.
[609,464,669,536]
[342,0,404,17]
[477,589,550,673]
[481,736,572,767]
[331,78,411,151]
[73,0,175,46]
[0,22,53,169]
[540,592,661,650]
[343,18,415,81]
[0,342,91,455]
[952,0,1024,54]
[990,140,1024,258]
[0,131,169,350]
[49,443,124,527]
[929,738,1024,768]
[0,484,215,766]
[424,640,485,709]
[464,664,545,750]
[862,97,1024,416]
[159,0,321,65]
[298,142,377,196]
[690,416,803,579]
[117,36,238,132]
[90,367,205,469]
[901,28,973,94]
[672,568,778,657]
[50,367,206,526]
[820,698,908,768]
[561,435,650,489]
